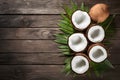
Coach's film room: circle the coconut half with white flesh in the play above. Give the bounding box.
[87,25,105,43]
[68,33,88,52]
[88,44,107,63]
[72,10,91,30]
[71,54,89,74]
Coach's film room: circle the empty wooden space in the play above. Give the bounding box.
[0,0,120,80]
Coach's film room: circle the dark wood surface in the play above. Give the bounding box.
[0,0,120,80]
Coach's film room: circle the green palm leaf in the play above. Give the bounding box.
[64,57,72,74]
[54,33,69,39]
[63,0,78,18]
[54,39,67,44]
[58,45,69,49]
[99,15,116,45]
[60,48,70,52]
[100,15,116,34]
[58,23,74,32]
[80,2,89,12]
[55,0,115,77]
[61,14,70,22]
[91,59,114,77]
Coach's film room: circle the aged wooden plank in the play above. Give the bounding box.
[0,40,59,52]
[0,52,64,65]
[0,0,65,14]
[0,28,120,40]
[0,15,60,28]
[0,52,118,65]
[0,14,119,28]
[0,28,60,40]
[0,40,119,52]
[108,53,120,65]
[0,0,119,14]
[0,65,119,80]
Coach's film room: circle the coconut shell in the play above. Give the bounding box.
[87,43,108,63]
[86,24,105,43]
[76,53,91,61]
[71,53,90,75]
[89,3,109,23]
[71,10,91,31]
[68,33,88,53]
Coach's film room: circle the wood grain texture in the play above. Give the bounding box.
[0,15,60,28]
[0,53,64,65]
[0,40,119,52]
[0,65,119,80]
[0,0,119,79]
[0,0,119,14]
[0,28,119,40]
[0,40,59,52]
[0,28,59,40]
[0,52,119,65]
[0,15,119,28]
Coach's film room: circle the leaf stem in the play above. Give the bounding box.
[105,15,116,31]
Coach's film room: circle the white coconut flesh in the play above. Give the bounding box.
[89,45,107,63]
[72,10,91,30]
[88,25,105,43]
[71,56,89,74]
[68,33,88,52]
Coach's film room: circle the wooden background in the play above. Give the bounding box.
[0,0,119,80]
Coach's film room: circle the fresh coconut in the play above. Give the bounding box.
[68,33,88,52]
[88,44,107,63]
[71,54,89,74]
[89,3,109,23]
[87,25,105,43]
[72,10,91,30]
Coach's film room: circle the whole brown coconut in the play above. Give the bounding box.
[89,3,109,23]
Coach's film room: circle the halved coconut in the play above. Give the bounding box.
[68,33,88,52]
[88,44,107,63]
[72,10,91,30]
[71,54,89,74]
[87,25,105,43]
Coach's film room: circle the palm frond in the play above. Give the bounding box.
[60,48,70,52]
[100,15,116,45]
[90,59,114,77]
[63,52,71,55]
[61,14,70,22]
[58,23,74,32]
[55,34,68,39]
[64,57,72,74]
[80,2,84,11]
[100,15,116,33]
[58,45,69,49]
[55,0,115,77]
[80,2,89,12]
[54,39,67,44]
[63,5,73,17]
[63,0,78,18]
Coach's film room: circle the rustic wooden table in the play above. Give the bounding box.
[0,0,119,80]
